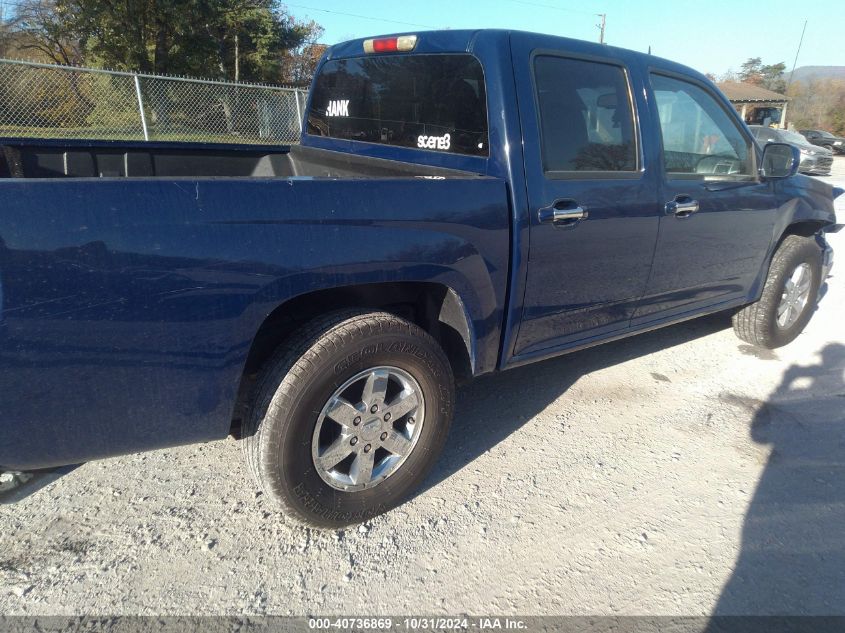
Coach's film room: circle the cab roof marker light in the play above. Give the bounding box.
[363,35,418,54]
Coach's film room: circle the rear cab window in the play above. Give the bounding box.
[307,54,489,157]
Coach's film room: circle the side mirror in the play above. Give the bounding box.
[760,142,800,179]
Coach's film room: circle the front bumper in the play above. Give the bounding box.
[799,154,834,176]
[822,239,834,280]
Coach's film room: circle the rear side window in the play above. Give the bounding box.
[651,73,752,178]
[533,55,638,174]
[308,54,488,157]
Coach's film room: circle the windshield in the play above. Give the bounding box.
[779,130,808,144]
[307,54,489,156]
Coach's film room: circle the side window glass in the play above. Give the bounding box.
[651,73,752,178]
[754,128,777,144]
[534,55,637,174]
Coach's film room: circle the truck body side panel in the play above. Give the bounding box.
[0,177,509,470]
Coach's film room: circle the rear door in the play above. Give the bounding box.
[510,34,661,359]
[634,72,779,323]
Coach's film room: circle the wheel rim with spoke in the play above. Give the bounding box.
[311,366,425,491]
[776,262,812,329]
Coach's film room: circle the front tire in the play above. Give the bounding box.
[242,310,455,528]
[733,235,823,349]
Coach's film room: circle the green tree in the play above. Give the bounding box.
[70,0,229,75]
[760,62,787,93]
[12,0,321,82]
[206,0,310,83]
[278,18,324,85]
[739,57,763,83]
[738,56,786,93]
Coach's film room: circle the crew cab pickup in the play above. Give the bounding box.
[1,30,840,526]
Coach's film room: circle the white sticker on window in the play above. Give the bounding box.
[417,133,451,151]
[325,100,350,117]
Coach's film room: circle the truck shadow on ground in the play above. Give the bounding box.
[420,312,733,494]
[709,342,845,617]
[421,312,845,615]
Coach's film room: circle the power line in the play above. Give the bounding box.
[285,4,439,30]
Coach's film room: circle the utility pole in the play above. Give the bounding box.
[234,33,240,83]
[787,19,807,90]
[597,13,606,44]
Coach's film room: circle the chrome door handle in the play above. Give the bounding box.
[666,195,699,218]
[538,203,588,226]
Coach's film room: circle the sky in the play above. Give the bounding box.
[286,0,845,77]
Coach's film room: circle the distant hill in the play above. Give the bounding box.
[790,66,845,82]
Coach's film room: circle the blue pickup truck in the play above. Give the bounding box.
[1,30,840,526]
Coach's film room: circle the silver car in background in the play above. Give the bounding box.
[749,125,834,176]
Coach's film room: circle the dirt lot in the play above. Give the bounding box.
[2,162,844,616]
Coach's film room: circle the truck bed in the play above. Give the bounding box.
[0,138,477,180]
[0,140,509,471]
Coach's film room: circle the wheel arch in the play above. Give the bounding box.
[778,219,830,244]
[230,281,475,435]
[750,217,831,303]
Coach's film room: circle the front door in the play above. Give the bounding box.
[634,72,779,324]
[511,37,661,358]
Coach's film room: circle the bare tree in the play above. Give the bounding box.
[787,78,845,134]
[0,0,21,57]
[14,0,82,65]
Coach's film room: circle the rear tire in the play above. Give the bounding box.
[242,310,454,528]
[732,235,823,349]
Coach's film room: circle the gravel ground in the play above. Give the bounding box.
[2,163,844,616]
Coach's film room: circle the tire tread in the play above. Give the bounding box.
[732,234,822,348]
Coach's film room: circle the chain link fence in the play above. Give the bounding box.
[0,58,307,144]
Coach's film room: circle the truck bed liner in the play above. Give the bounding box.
[0,139,480,180]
